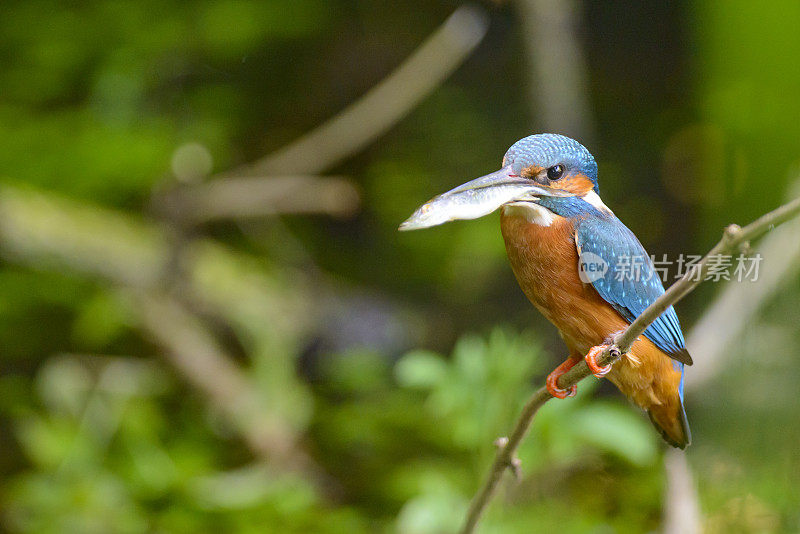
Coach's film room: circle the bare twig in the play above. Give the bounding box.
[155,175,360,224]
[240,5,489,177]
[0,187,317,469]
[0,187,313,334]
[460,194,800,533]
[661,182,800,532]
[135,293,318,473]
[686,184,800,388]
[156,5,488,227]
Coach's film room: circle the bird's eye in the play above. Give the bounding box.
[547,164,565,180]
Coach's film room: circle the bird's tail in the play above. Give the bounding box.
[647,396,691,449]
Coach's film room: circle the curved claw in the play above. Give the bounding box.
[585,345,612,377]
[546,358,578,399]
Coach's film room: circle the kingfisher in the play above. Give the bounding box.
[400,133,692,448]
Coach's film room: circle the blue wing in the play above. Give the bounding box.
[574,216,692,367]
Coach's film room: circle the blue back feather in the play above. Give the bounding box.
[573,215,692,374]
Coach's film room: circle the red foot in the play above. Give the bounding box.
[546,358,578,399]
[585,345,612,377]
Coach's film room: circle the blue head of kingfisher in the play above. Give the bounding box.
[401,133,692,448]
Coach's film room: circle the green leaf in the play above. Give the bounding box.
[395,350,448,389]
[571,402,658,466]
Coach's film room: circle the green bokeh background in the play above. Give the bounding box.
[1,1,799,532]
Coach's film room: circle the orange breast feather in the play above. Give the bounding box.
[499,210,682,414]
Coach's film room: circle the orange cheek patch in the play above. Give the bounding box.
[557,173,595,195]
[516,167,594,195]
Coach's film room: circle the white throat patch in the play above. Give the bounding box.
[503,202,556,227]
[503,191,612,227]
[582,190,613,214]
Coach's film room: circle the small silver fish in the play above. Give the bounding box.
[399,166,566,231]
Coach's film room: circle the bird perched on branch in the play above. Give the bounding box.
[400,133,691,448]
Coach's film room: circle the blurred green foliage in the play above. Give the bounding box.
[5,330,664,533]
[1,0,799,533]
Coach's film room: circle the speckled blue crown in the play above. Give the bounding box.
[502,133,599,193]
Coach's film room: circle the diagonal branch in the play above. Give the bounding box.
[686,181,800,389]
[239,5,489,177]
[156,5,489,226]
[460,194,800,534]
[135,293,310,469]
[661,183,800,534]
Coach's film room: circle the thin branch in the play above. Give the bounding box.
[0,186,320,475]
[460,194,800,533]
[135,293,317,472]
[154,5,488,226]
[154,175,360,224]
[618,197,800,353]
[240,5,489,177]
[663,183,800,531]
[686,184,800,388]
